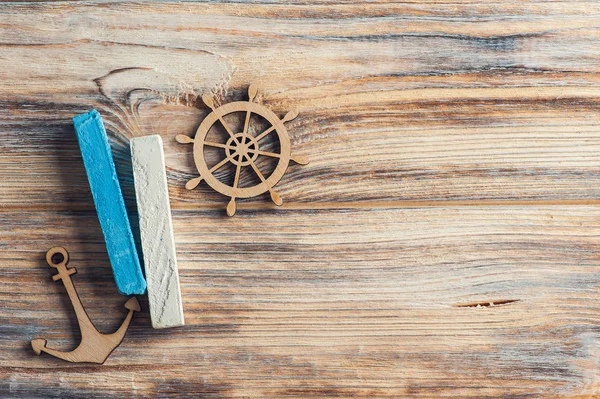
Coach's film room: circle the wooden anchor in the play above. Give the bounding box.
[31,247,140,364]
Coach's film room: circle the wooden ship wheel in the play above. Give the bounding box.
[176,84,308,216]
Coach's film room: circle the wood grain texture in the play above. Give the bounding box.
[1,1,599,398]
[132,135,185,329]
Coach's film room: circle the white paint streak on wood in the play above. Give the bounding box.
[131,135,184,329]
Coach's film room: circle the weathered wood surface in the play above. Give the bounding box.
[1,1,600,398]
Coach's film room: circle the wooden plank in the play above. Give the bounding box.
[0,2,599,207]
[1,207,599,397]
[1,97,600,208]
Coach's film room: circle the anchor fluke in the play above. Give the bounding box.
[31,339,46,356]
[125,297,141,312]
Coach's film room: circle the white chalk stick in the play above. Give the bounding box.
[131,135,184,329]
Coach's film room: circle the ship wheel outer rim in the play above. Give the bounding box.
[192,101,291,199]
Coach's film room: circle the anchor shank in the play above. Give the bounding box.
[56,265,96,333]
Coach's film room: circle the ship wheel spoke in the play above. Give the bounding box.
[247,149,281,159]
[249,159,283,206]
[210,156,232,173]
[217,117,239,144]
[202,94,240,145]
[254,126,276,142]
[248,159,266,183]
[204,141,236,151]
[233,161,242,189]
[241,83,258,145]
[242,109,252,142]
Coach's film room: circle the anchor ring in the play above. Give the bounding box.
[46,247,69,268]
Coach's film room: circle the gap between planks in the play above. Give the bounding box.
[2,198,600,212]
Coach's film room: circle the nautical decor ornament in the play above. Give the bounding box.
[131,135,185,329]
[31,247,140,364]
[73,110,146,295]
[176,84,309,216]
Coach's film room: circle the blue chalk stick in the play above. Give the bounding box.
[73,110,146,295]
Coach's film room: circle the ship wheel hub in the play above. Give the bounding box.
[226,133,259,166]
